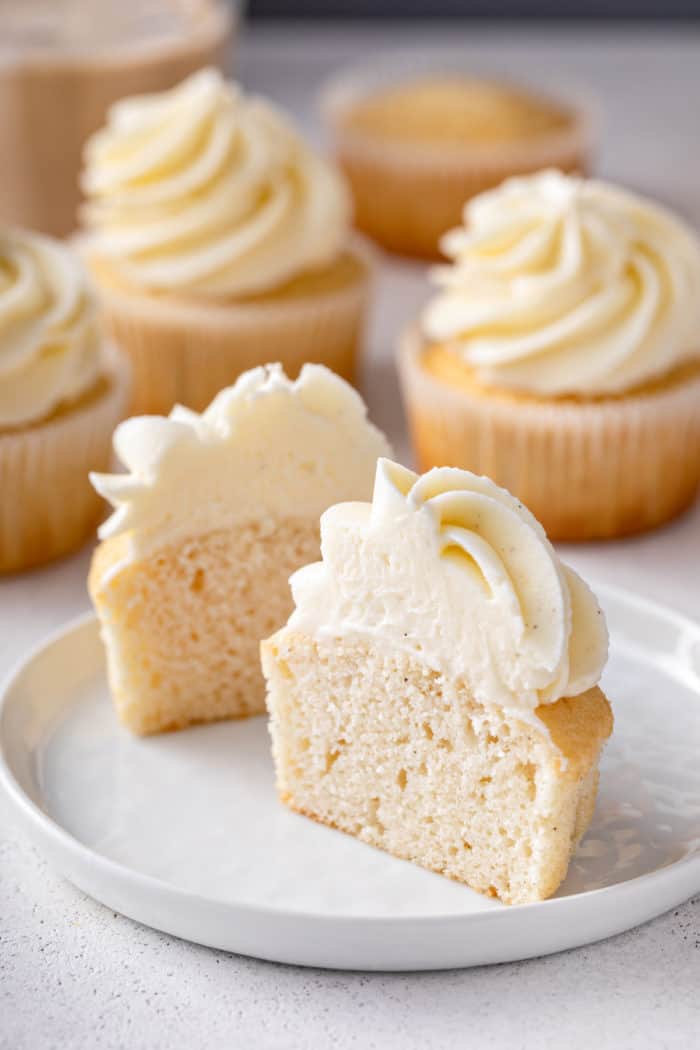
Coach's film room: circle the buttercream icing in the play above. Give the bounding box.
[91,362,391,569]
[82,68,352,299]
[423,170,700,396]
[289,458,608,715]
[0,228,104,428]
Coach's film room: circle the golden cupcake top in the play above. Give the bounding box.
[91,362,392,568]
[289,457,608,720]
[422,170,700,397]
[335,76,573,146]
[81,68,352,299]
[0,227,104,428]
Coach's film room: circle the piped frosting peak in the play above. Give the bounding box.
[0,227,104,428]
[289,458,608,714]
[423,170,700,396]
[81,68,352,298]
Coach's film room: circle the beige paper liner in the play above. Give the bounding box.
[0,353,130,573]
[321,71,595,259]
[397,326,700,541]
[92,239,373,418]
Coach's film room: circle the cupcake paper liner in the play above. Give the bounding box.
[321,66,596,259]
[397,326,700,541]
[93,239,373,417]
[0,352,131,573]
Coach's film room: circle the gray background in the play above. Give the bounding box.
[249,1,700,19]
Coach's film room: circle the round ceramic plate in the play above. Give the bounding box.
[1,583,699,971]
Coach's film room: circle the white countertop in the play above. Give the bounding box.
[1,20,699,1050]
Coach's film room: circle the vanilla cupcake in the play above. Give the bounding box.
[0,228,129,573]
[322,70,593,258]
[80,68,370,416]
[89,363,391,734]
[262,458,612,904]
[398,171,700,540]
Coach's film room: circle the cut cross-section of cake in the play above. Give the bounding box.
[89,363,391,735]
[261,457,613,905]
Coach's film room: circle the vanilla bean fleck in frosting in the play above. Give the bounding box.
[0,228,104,428]
[422,170,700,396]
[81,69,352,299]
[289,458,608,715]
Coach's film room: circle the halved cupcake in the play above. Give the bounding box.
[0,227,129,573]
[398,170,700,539]
[80,68,371,416]
[89,363,391,734]
[262,458,612,905]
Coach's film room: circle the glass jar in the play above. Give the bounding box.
[0,0,236,236]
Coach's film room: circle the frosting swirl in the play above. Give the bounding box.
[0,228,104,428]
[91,363,391,566]
[423,170,700,396]
[81,68,352,299]
[289,458,608,715]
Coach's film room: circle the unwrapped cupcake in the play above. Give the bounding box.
[0,228,129,573]
[80,68,370,416]
[89,362,391,734]
[398,170,700,540]
[262,458,612,904]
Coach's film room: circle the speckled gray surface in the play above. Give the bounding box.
[2,21,700,1049]
[1,821,698,1050]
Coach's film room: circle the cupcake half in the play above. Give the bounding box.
[80,68,370,416]
[322,69,593,258]
[262,458,612,904]
[89,363,391,735]
[0,228,129,573]
[398,170,700,540]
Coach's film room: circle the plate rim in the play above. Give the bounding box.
[1,583,699,938]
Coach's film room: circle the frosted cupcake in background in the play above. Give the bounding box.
[0,228,130,573]
[397,170,700,540]
[322,68,594,258]
[80,68,371,416]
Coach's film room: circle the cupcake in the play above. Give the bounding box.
[89,363,391,735]
[0,228,129,573]
[322,69,593,258]
[262,458,612,905]
[80,68,370,416]
[398,170,700,540]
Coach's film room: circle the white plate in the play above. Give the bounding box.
[1,583,699,971]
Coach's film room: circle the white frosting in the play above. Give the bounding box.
[423,170,700,396]
[0,228,104,428]
[91,363,391,567]
[289,458,608,715]
[81,68,352,299]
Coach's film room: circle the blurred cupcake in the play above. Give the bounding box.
[0,228,129,573]
[322,69,593,258]
[398,170,700,540]
[80,68,370,416]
